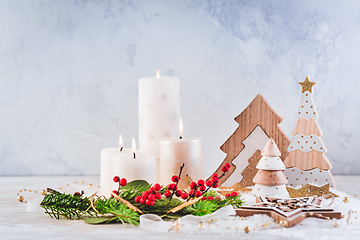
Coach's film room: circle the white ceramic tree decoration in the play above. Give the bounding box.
[284,77,335,188]
[252,138,289,198]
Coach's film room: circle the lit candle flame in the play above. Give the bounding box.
[179,118,183,139]
[132,137,136,159]
[156,70,160,78]
[119,135,123,151]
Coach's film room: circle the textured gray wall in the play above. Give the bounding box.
[1,0,359,176]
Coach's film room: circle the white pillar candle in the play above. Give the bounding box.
[159,120,204,189]
[100,136,130,198]
[138,71,180,182]
[112,138,156,190]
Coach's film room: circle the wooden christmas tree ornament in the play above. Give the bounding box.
[209,94,290,187]
[251,138,289,198]
[284,77,335,188]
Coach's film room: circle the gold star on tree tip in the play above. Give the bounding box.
[299,76,316,93]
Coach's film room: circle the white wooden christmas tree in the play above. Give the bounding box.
[284,77,335,188]
[252,138,289,198]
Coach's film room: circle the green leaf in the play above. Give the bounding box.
[119,180,150,190]
[85,217,115,224]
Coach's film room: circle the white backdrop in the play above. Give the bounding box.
[1,0,359,176]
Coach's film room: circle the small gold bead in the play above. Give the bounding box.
[236,228,238,230]
[215,218,218,221]
[343,197,349,203]
[224,218,227,221]
[34,191,37,193]
[19,190,22,192]
[66,184,69,186]
[17,193,19,196]
[29,190,32,192]
[98,186,100,188]
[333,220,339,227]
[309,213,313,216]
[233,218,236,220]
[59,187,62,190]
[81,181,84,184]
[74,181,77,184]
[207,220,211,223]
[18,196,24,202]
[279,220,287,227]
[24,189,26,191]
[41,190,47,195]
[240,217,245,220]
[244,226,250,233]
[226,227,229,229]
[326,217,330,220]
[88,184,93,187]
[341,215,345,218]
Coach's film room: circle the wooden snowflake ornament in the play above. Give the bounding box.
[210,94,290,187]
[284,77,335,188]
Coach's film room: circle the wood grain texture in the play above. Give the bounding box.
[292,118,322,136]
[210,94,291,186]
[284,150,332,170]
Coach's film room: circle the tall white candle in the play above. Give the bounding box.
[112,137,156,190]
[100,135,130,198]
[138,70,180,182]
[159,119,204,189]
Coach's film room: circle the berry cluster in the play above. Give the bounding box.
[112,176,128,196]
[134,183,162,206]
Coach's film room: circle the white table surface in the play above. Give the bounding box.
[1,175,360,240]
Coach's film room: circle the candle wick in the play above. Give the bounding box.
[133,152,136,159]
[179,136,182,140]
[119,147,123,152]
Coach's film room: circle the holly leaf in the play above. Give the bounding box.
[84,217,116,224]
[119,180,150,190]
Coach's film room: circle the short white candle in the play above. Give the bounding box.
[100,135,130,198]
[159,118,204,189]
[138,70,180,182]
[113,137,156,190]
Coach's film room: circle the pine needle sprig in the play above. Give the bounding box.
[183,200,218,216]
[40,192,94,219]
[95,198,139,225]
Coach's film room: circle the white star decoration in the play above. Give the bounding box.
[169,111,178,124]
[160,93,168,101]
[163,130,171,137]
[148,133,155,141]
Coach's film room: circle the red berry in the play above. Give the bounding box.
[212,178,219,184]
[120,178,127,186]
[175,190,183,197]
[112,190,118,196]
[213,183,219,188]
[149,201,155,206]
[197,179,205,186]
[225,194,230,199]
[195,191,202,197]
[201,197,207,201]
[207,196,214,200]
[154,183,161,191]
[215,197,220,201]
[206,180,213,187]
[73,192,81,197]
[142,191,149,199]
[149,194,156,201]
[171,175,179,182]
[181,192,188,199]
[189,190,194,196]
[231,191,238,196]
[199,185,206,191]
[135,196,142,202]
[149,187,155,193]
[164,190,171,198]
[140,197,145,204]
[190,182,197,190]
[145,199,152,205]
[225,163,231,169]
[168,183,176,190]
[156,193,162,199]
[212,173,219,179]
[221,166,228,172]
[113,176,120,183]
